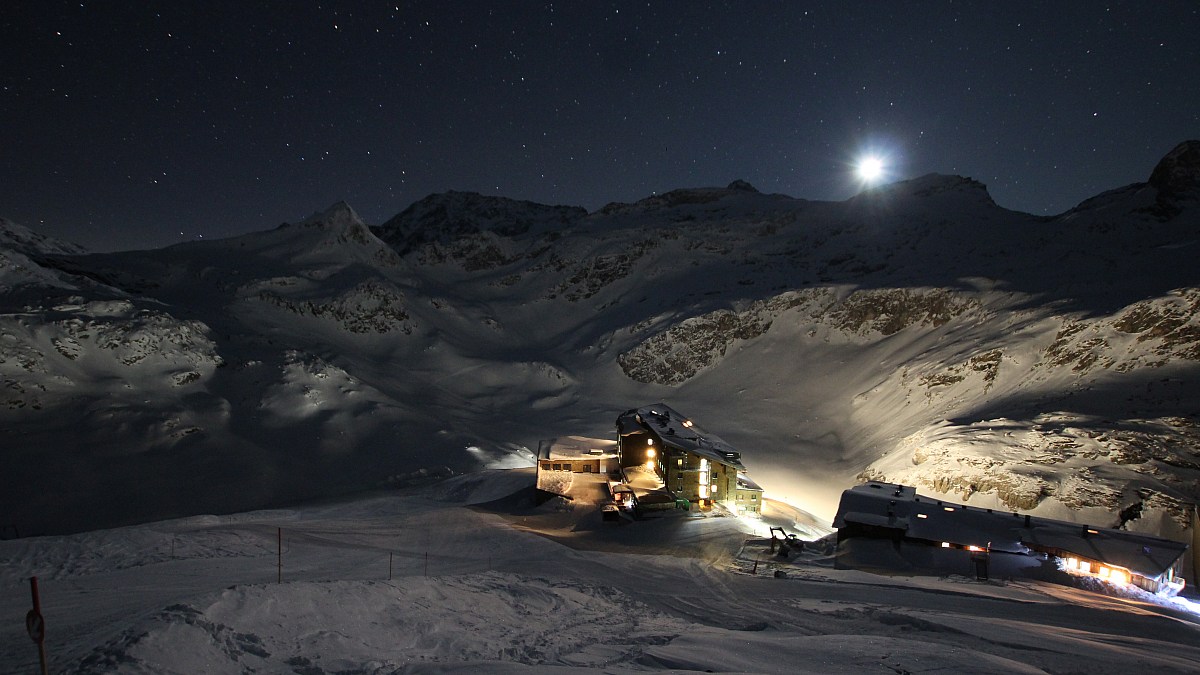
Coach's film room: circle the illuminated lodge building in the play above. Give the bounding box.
[834,482,1189,596]
[615,404,751,509]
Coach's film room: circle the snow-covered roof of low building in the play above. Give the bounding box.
[737,474,764,492]
[834,482,1188,580]
[538,436,618,461]
[615,403,746,470]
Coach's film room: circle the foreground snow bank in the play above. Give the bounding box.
[78,573,691,673]
[72,573,1054,675]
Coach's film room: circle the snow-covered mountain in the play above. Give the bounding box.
[2,141,1198,539]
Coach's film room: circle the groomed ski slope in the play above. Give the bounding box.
[2,469,1199,674]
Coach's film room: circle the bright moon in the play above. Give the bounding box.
[857,156,884,182]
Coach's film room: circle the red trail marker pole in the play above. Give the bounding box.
[27,576,48,675]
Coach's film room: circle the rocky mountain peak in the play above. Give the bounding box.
[298,201,366,230]
[0,216,88,256]
[376,191,588,250]
[866,173,997,208]
[1148,140,1200,197]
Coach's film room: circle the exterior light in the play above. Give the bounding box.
[943,507,955,512]
[1087,529,1099,535]
[647,438,654,445]
[682,419,693,428]
[646,448,656,458]
[941,542,951,548]
[916,513,928,519]
[967,545,984,552]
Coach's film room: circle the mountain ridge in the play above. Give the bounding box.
[2,142,1198,539]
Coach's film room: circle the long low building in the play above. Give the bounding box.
[535,436,619,474]
[834,481,1189,595]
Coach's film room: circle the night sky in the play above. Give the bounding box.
[3,2,1198,252]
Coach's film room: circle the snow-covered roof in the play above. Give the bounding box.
[834,482,1188,580]
[615,403,746,470]
[538,436,618,461]
[737,474,764,492]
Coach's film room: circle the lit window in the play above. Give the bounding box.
[916,513,928,519]
[943,507,955,512]
[1079,561,1091,573]
[941,542,952,548]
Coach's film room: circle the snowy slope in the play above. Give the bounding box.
[1,470,1198,674]
[1,142,1198,540]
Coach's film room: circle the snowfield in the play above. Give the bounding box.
[2,469,1198,674]
[3,145,1200,541]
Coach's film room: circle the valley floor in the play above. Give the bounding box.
[2,468,1199,674]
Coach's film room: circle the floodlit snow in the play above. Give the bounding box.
[1,154,1199,555]
[2,469,1199,674]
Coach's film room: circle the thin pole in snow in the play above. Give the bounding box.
[388,552,393,581]
[424,551,428,577]
[277,528,282,584]
[28,576,49,675]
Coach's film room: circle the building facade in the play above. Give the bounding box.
[833,481,1189,595]
[615,404,747,509]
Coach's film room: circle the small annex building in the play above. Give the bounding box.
[834,481,1189,595]
[536,436,618,474]
[735,474,765,516]
[615,404,748,509]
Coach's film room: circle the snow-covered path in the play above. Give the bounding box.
[3,470,1199,673]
